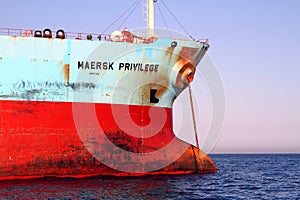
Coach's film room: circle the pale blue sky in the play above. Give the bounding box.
[1,0,299,153]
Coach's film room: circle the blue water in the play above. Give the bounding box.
[0,154,299,199]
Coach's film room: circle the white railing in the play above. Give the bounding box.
[0,28,208,44]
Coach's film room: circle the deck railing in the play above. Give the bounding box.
[0,28,110,40]
[0,28,25,37]
[0,28,208,44]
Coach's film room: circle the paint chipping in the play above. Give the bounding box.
[67,82,96,90]
[21,89,42,99]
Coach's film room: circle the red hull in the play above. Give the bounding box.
[0,100,216,180]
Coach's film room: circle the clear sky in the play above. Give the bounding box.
[1,0,299,153]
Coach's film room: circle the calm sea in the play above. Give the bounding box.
[0,154,299,199]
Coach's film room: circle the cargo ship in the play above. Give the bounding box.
[0,0,216,180]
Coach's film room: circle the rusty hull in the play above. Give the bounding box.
[0,35,215,180]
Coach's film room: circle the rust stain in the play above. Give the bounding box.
[174,58,188,72]
[164,47,175,64]
[0,56,2,62]
[177,47,198,66]
[30,59,37,62]
[155,85,168,99]
[64,64,70,83]
[179,62,195,84]
[154,78,169,98]
[43,59,48,62]
[174,58,196,88]
[174,46,202,87]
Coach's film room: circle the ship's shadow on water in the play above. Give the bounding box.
[0,154,299,200]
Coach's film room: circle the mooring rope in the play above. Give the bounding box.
[188,84,201,173]
[188,84,200,151]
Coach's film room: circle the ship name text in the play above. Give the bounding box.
[119,63,159,72]
[78,61,114,70]
[78,61,159,72]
